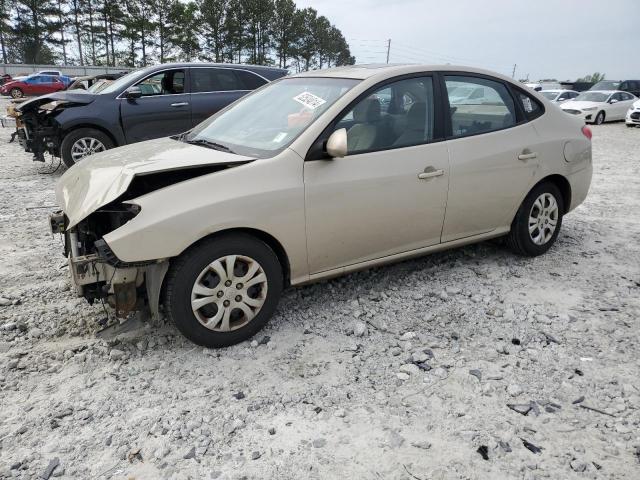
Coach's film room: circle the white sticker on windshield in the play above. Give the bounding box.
[273,132,287,143]
[293,91,326,110]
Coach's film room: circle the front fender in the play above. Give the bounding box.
[103,149,309,284]
[55,103,125,145]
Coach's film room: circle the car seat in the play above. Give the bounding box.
[393,102,427,146]
[347,97,381,152]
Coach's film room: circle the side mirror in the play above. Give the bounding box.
[326,128,348,158]
[609,98,618,104]
[124,86,142,100]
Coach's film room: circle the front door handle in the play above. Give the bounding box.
[418,168,445,180]
[518,151,537,161]
[170,102,189,107]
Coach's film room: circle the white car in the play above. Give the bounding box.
[560,90,637,124]
[540,89,579,104]
[626,99,640,127]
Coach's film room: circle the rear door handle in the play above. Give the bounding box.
[170,102,189,107]
[418,168,444,180]
[518,152,537,161]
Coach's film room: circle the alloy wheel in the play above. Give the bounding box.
[528,193,559,245]
[595,112,604,125]
[190,254,268,332]
[10,89,22,99]
[70,137,106,162]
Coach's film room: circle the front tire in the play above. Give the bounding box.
[60,128,114,168]
[164,234,283,348]
[594,111,605,125]
[10,88,23,99]
[506,182,564,257]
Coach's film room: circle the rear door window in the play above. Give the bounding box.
[444,75,517,138]
[191,68,245,93]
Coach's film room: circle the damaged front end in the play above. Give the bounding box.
[52,136,257,322]
[16,93,95,162]
[51,203,169,320]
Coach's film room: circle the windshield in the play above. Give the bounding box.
[89,79,113,93]
[541,91,558,100]
[590,81,619,90]
[575,92,609,102]
[184,77,360,158]
[98,69,143,94]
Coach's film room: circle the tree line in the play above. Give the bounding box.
[0,0,354,72]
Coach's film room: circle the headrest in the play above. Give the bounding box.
[406,102,426,130]
[353,97,381,123]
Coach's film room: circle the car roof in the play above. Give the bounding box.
[290,63,518,83]
[144,62,287,73]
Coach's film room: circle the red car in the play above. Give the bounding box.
[0,74,66,99]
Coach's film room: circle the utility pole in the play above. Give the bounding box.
[386,39,391,64]
[512,64,517,78]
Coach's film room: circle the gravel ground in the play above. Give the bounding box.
[0,97,639,480]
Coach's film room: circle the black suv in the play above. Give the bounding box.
[590,80,640,97]
[16,63,287,167]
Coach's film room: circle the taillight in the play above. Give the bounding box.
[581,125,592,140]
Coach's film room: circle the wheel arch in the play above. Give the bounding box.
[535,174,572,213]
[61,123,120,147]
[173,227,291,286]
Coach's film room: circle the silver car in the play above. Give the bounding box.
[53,64,593,347]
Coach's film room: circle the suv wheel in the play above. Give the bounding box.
[60,128,114,167]
[506,182,564,257]
[164,234,283,348]
[10,88,23,99]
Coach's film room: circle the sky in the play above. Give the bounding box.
[296,0,640,81]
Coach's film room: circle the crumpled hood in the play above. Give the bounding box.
[561,101,601,111]
[56,137,255,228]
[16,91,97,112]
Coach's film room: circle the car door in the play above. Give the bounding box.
[304,75,450,274]
[41,75,63,94]
[618,92,636,118]
[441,74,541,242]
[609,92,628,119]
[27,76,46,95]
[189,67,253,126]
[120,68,191,143]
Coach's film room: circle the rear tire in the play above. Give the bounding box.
[506,182,564,257]
[60,128,114,168]
[164,233,283,348]
[594,111,605,125]
[10,88,23,99]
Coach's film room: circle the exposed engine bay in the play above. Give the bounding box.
[16,94,94,162]
[52,161,251,319]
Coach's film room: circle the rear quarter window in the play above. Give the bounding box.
[515,90,544,121]
[235,70,267,90]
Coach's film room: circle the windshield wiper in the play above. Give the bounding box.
[184,138,234,154]
[172,130,191,142]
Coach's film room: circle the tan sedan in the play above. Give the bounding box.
[53,64,593,347]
